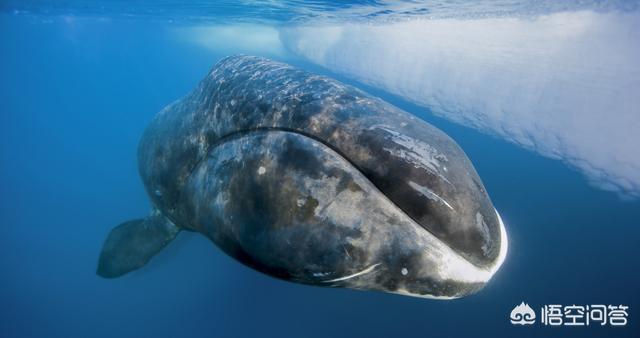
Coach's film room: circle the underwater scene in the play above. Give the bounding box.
[0,1,638,337]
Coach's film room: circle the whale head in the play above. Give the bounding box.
[341,120,509,298]
[138,55,508,299]
[183,124,508,299]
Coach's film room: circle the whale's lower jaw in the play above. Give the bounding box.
[180,129,507,299]
[386,208,508,299]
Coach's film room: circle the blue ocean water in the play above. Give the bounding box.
[1,2,639,338]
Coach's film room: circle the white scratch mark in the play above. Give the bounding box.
[323,263,381,283]
[408,181,454,211]
[370,125,452,185]
[342,244,352,260]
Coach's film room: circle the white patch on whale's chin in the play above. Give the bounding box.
[391,208,509,300]
[280,10,640,198]
[432,207,509,284]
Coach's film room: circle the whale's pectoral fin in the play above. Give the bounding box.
[97,210,180,278]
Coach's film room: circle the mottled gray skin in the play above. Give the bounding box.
[135,55,507,298]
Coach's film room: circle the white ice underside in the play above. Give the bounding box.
[279,10,640,198]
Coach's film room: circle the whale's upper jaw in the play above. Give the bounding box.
[355,122,503,270]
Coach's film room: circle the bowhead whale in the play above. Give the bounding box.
[97,55,508,299]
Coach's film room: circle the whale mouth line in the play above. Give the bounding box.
[188,126,450,238]
[184,126,500,270]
